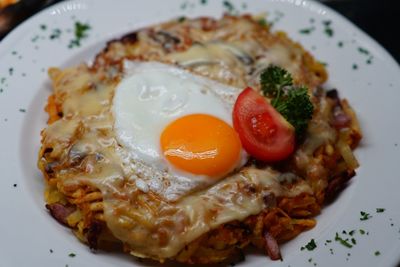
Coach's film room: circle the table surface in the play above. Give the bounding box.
[0,0,399,63]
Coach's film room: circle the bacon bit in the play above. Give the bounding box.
[263,194,277,207]
[327,89,352,129]
[121,32,138,44]
[263,230,282,260]
[45,203,75,226]
[332,107,351,129]
[325,170,356,202]
[326,89,340,103]
[86,221,103,250]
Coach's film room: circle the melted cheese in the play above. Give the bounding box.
[166,40,308,91]
[42,62,312,260]
[167,43,248,87]
[40,16,325,260]
[97,168,286,259]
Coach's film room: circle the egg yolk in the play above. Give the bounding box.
[160,114,242,178]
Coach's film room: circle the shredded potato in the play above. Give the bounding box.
[38,15,361,264]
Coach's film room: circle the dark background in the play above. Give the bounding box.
[0,0,399,63]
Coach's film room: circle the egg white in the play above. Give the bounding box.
[112,61,248,199]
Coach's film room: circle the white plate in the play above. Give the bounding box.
[1,0,399,266]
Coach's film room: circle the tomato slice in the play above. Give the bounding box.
[233,87,295,162]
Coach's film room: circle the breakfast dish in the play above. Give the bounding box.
[37,15,362,264]
[1,0,400,266]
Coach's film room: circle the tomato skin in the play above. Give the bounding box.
[233,87,295,162]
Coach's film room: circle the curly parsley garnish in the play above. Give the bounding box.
[260,65,314,137]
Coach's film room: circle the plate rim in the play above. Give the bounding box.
[0,0,399,267]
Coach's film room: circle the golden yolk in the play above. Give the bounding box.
[160,114,242,178]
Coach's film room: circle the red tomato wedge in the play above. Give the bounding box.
[233,87,295,162]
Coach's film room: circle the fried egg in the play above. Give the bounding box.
[112,61,248,197]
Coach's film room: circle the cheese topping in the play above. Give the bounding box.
[41,16,327,260]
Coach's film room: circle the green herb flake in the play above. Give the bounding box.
[366,57,373,64]
[349,230,356,236]
[374,251,380,256]
[338,41,343,47]
[324,27,334,37]
[299,27,315,34]
[200,0,207,5]
[223,0,235,14]
[304,239,317,251]
[351,238,356,245]
[258,18,269,27]
[359,229,366,235]
[308,258,312,263]
[352,64,358,70]
[8,68,14,76]
[68,22,91,48]
[335,232,353,248]
[358,47,369,55]
[329,248,334,255]
[49,249,53,253]
[376,208,385,213]
[11,51,17,55]
[360,211,372,221]
[49,28,62,40]
[322,20,331,26]
[178,16,186,23]
[321,20,334,37]
[13,183,17,187]
[342,230,347,235]
[68,253,76,257]
[0,88,3,93]
[19,108,26,113]
[326,239,332,243]
[40,24,47,30]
